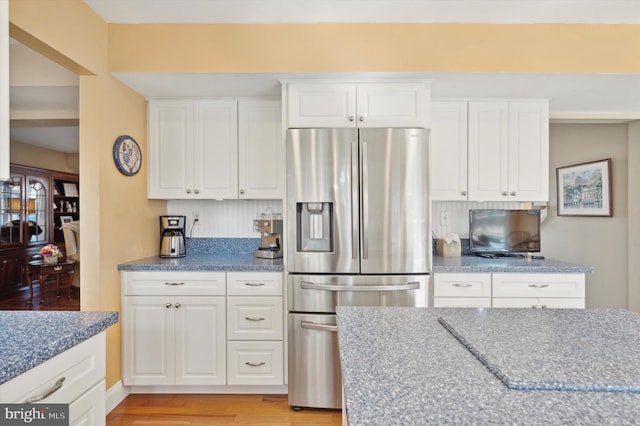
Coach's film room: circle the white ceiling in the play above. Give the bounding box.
[11,0,640,154]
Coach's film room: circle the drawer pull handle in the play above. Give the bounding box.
[245,362,266,367]
[528,284,549,288]
[25,377,65,403]
[165,282,185,286]
[245,317,265,321]
[244,282,265,287]
[452,283,472,288]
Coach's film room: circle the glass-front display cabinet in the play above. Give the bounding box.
[0,166,51,294]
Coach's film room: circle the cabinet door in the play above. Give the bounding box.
[0,252,22,293]
[148,100,194,199]
[430,101,468,200]
[238,100,284,199]
[287,83,356,128]
[69,379,105,426]
[468,101,509,201]
[508,101,549,201]
[122,296,175,385]
[174,296,226,385]
[193,100,238,199]
[356,83,428,128]
[492,298,584,309]
[433,297,491,308]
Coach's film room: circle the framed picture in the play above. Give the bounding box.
[557,158,612,217]
[60,216,74,225]
[53,183,61,196]
[63,183,78,197]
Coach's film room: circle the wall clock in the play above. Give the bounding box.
[113,135,142,176]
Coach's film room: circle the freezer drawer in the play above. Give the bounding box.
[288,313,342,410]
[288,274,429,313]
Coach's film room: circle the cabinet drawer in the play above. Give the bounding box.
[227,297,283,340]
[434,297,491,308]
[122,271,226,296]
[492,297,585,309]
[434,273,491,297]
[492,273,585,298]
[69,379,105,426]
[226,272,283,296]
[0,333,105,404]
[227,341,284,385]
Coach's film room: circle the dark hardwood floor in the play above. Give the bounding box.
[0,280,79,310]
[107,394,343,425]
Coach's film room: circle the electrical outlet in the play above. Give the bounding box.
[193,212,200,225]
[439,211,449,226]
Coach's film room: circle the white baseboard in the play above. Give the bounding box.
[105,380,130,414]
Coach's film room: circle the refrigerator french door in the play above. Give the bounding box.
[286,128,431,410]
[287,127,431,274]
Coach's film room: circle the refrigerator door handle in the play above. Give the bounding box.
[351,140,359,260]
[300,281,420,292]
[361,141,369,259]
[301,321,338,332]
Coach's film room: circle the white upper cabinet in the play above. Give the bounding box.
[286,82,429,128]
[238,100,284,199]
[430,101,468,201]
[467,100,549,202]
[148,99,283,200]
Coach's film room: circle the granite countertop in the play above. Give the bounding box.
[337,306,640,425]
[118,237,284,272]
[433,255,594,273]
[117,254,284,272]
[0,310,118,385]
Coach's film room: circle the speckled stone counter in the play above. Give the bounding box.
[0,311,118,385]
[117,237,284,272]
[337,306,640,425]
[433,255,593,273]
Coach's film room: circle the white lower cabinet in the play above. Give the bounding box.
[492,273,585,309]
[0,333,106,426]
[433,272,585,308]
[121,271,284,389]
[433,273,491,308]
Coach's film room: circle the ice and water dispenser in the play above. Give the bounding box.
[296,202,333,252]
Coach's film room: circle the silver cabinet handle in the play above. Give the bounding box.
[165,282,185,286]
[194,189,200,194]
[461,190,467,196]
[245,317,265,321]
[245,362,266,367]
[348,115,355,122]
[452,283,472,288]
[186,189,192,194]
[244,282,265,287]
[510,191,516,196]
[351,140,359,260]
[240,189,245,194]
[502,191,508,196]
[175,303,182,308]
[165,303,172,308]
[25,377,65,403]
[359,116,364,122]
[300,281,420,292]
[528,284,549,288]
[361,141,369,259]
[301,321,338,332]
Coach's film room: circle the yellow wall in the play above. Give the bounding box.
[9,0,166,389]
[108,23,640,74]
[10,140,79,173]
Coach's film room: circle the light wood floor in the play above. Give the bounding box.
[106,394,343,426]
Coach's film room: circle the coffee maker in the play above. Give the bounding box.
[160,215,186,258]
[253,219,283,259]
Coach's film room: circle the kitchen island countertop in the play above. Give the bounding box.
[117,253,284,272]
[0,310,118,385]
[337,306,640,425]
[433,254,593,273]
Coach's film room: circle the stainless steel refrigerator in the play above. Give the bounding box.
[286,128,432,410]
